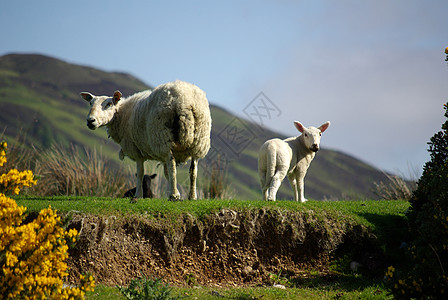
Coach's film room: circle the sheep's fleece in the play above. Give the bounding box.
[80,80,211,200]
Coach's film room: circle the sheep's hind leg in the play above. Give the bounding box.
[259,170,268,201]
[167,152,181,201]
[188,158,198,200]
[267,167,287,201]
[135,159,144,198]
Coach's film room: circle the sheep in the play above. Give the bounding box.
[123,174,157,198]
[258,121,330,202]
[80,80,212,201]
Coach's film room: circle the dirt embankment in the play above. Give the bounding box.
[65,208,378,286]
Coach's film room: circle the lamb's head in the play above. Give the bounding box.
[80,90,122,130]
[294,121,331,152]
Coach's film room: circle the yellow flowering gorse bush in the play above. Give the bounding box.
[0,141,37,195]
[0,140,94,299]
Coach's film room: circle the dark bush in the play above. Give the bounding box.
[386,102,448,299]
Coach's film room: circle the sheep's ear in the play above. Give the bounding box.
[80,92,94,102]
[294,121,305,133]
[319,121,331,133]
[113,90,122,104]
[150,174,157,179]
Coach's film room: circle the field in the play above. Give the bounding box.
[15,196,409,299]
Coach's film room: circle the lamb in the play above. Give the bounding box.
[80,80,212,200]
[258,121,330,202]
[123,174,157,198]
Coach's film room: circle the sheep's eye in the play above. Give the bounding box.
[304,133,308,137]
[319,132,322,136]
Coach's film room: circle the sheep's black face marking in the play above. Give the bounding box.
[310,144,319,152]
[86,118,96,130]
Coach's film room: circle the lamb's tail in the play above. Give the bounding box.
[265,153,277,188]
[259,145,276,189]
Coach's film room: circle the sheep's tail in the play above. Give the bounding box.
[169,81,211,159]
[176,109,195,148]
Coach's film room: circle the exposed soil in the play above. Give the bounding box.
[64,208,380,287]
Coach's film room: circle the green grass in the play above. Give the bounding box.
[87,285,391,300]
[15,196,408,221]
[15,197,409,234]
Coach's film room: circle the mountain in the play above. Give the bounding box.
[0,53,388,200]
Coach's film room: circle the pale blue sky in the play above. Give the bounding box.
[1,0,448,177]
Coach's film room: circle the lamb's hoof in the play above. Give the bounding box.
[301,198,308,203]
[169,195,182,202]
[129,198,138,204]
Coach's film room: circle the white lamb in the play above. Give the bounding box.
[258,121,330,202]
[80,80,211,201]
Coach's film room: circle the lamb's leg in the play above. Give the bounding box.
[167,152,181,201]
[297,174,307,203]
[188,158,198,200]
[267,167,288,201]
[135,159,144,198]
[259,169,268,201]
[288,173,299,202]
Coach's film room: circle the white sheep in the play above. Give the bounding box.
[80,80,211,200]
[258,121,330,202]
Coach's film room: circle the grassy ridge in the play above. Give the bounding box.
[14,197,408,299]
[16,197,409,244]
[15,196,408,223]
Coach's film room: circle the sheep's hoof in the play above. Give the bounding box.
[169,195,182,202]
[129,198,138,204]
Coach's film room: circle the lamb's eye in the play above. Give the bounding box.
[304,133,308,137]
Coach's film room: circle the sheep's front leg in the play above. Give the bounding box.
[288,173,299,202]
[167,152,181,201]
[188,158,198,200]
[135,159,144,198]
[296,174,307,203]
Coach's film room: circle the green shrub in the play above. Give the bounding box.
[385,102,448,299]
[117,275,181,300]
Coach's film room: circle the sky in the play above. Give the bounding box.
[1,0,448,178]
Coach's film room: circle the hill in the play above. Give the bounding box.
[0,53,388,200]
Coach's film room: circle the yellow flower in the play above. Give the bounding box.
[0,194,93,299]
[445,47,448,54]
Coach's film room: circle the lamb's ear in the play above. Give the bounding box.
[113,90,122,105]
[150,174,157,179]
[319,121,331,133]
[294,121,305,133]
[80,92,94,102]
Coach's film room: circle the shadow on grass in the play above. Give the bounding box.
[286,210,410,293]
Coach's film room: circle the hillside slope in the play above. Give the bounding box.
[0,53,388,199]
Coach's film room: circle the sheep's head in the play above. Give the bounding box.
[80,91,122,130]
[294,121,331,152]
